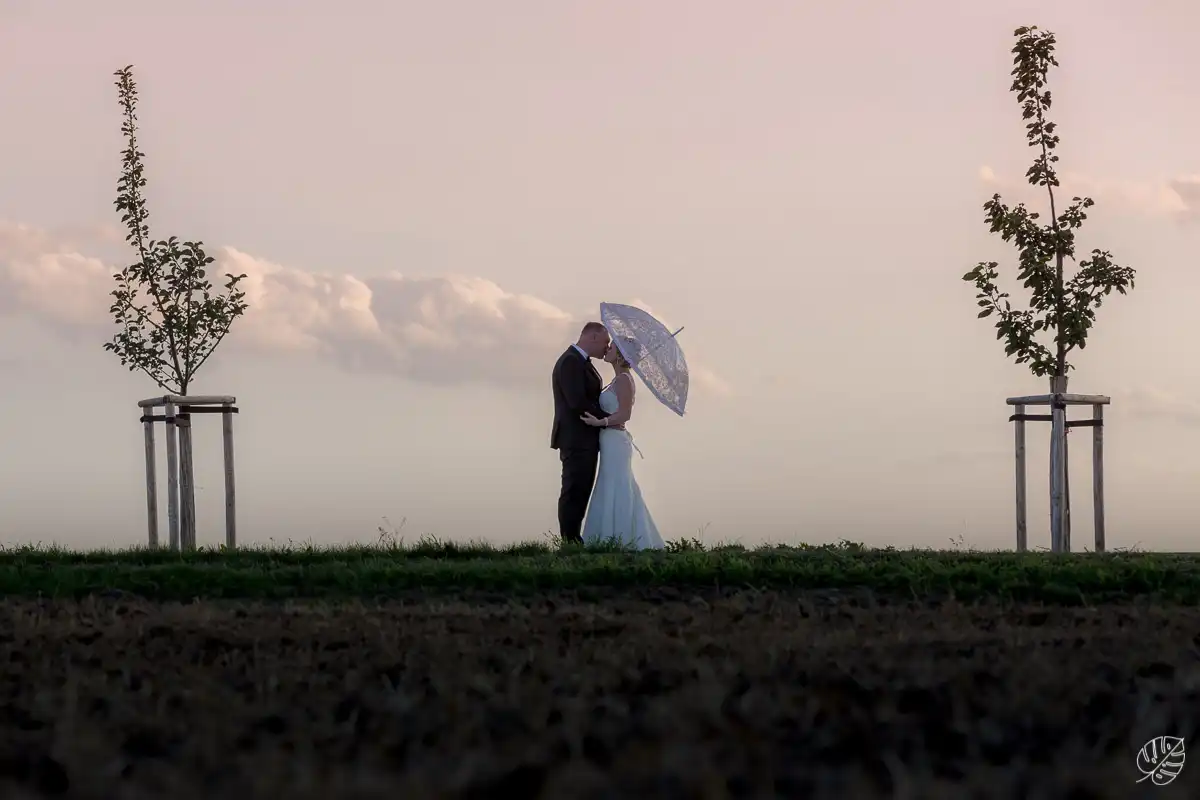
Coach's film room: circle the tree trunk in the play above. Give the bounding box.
[1049,374,1068,552]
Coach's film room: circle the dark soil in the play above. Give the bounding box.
[0,588,1196,798]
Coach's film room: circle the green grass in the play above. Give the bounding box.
[0,537,1198,604]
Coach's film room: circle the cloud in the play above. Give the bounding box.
[1167,177,1200,220]
[625,296,731,397]
[977,165,1196,221]
[0,221,726,395]
[213,247,585,387]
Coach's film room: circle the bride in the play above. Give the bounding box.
[578,336,665,550]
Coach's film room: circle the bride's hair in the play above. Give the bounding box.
[612,337,638,370]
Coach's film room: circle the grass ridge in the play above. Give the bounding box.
[0,539,1196,603]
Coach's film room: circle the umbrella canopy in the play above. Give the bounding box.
[600,302,689,416]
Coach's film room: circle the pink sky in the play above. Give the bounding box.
[2,0,1200,550]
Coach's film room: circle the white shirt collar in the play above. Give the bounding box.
[571,344,590,361]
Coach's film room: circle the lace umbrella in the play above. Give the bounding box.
[600,302,689,417]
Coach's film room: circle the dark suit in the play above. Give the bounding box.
[551,346,611,543]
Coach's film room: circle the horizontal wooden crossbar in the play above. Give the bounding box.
[1005,393,1110,406]
[139,407,239,424]
[137,395,237,408]
[1008,413,1103,428]
[178,406,240,414]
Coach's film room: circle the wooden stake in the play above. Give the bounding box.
[142,413,158,549]
[1014,403,1027,552]
[1063,423,1071,553]
[1093,403,1105,553]
[178,413,197,552]
[222,403,237,549]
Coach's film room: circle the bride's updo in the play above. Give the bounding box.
[612,336,643,370]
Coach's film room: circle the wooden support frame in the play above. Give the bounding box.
[138,395,239,551]
[1006,387,1108,553]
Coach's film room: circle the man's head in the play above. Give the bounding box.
[576,321,611,359]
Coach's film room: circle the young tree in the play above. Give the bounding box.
[962,26,1135,380]
[104,65,248,395]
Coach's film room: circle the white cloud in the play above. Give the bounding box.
[1167,176,1200,221]
[977,165,1195,220]
[625,296,730,397]
[0,221,727,395]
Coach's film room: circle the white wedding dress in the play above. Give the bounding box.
[581,375,665,550]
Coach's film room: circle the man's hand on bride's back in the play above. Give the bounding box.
[581,412,624,431]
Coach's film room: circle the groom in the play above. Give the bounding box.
[550,321,621,545]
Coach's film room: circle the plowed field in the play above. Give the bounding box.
[1,587,1196,799]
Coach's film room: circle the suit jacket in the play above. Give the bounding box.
[550,346,610,451]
